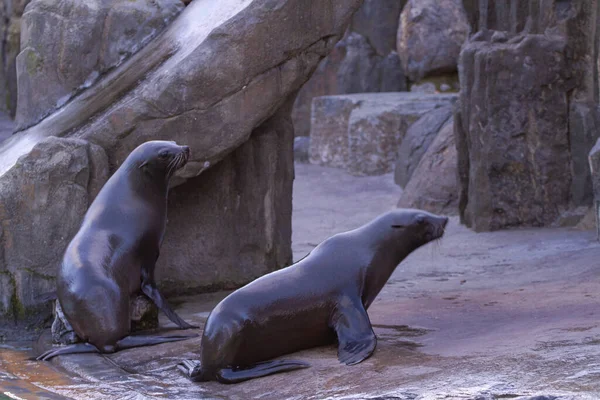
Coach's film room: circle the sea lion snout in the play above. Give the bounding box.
[428,215,448,241]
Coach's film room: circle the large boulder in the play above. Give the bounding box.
[397,0,470,83]
[457,34,571,231]
[394,105,453,187]
[309,92,457,176]
[292,0,407,137]
[16,0,185,131]
[0,0,363,336]
[158,100,294,293]
[0,137,108,339]
[397,117,458,214]
[456,1,600,232]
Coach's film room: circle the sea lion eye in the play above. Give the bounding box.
[159,150,169,159]
[416,215,426,224]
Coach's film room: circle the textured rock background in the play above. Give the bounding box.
[0,0,33,117]
[292,0,407,137]
[397,117,458,214]
[16,0,184,131]
[394,105,453,187]
[0,0,363,337]
[309,93,456,176]
[397,0,470,83]
[456,1,600,232]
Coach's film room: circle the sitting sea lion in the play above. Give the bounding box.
[38,141,198,361]
[178,209,448,383]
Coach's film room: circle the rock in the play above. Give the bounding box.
[157,102,294,294]
[130,295,159,332]
[589,138,600,238]
[397,0,470,82]
[569,102,600,206]
[294,136,310,163]
[349,0,405,56]
[310,93,457,176]
[457,0,600,232]
[457,34,573,231]
[0,0,362,331]
[394,105,453,187]
[551,206,591,228]
[574,207,595,231]
[397,117,458,214]
[0,137,109,338]
[0,0,33,117]
[16,0,185,131]
[292,32,407,137]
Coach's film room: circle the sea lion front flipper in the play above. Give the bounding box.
[116,333,198,350]
[331,296,377,366]
[141,280,199,330]
[37,343,100,361]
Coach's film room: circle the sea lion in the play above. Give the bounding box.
[178,209,448,383]
[38,140,198,361]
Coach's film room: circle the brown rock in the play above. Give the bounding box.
[0,137,108,339]
[397,118,458,214]
[394,105,453,187]
[16,0,185,130]
[310,93,457,176]
[397,0,470,82]
[292,32,407,138]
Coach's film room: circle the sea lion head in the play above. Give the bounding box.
[379,208,448,249]
[127,140,190,182]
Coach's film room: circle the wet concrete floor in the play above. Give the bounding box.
[2,164,600,399]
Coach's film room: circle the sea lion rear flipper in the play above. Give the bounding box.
[141,281,199,329]
[216,360,310,384]
[37,343,100,361]
[116,333,198,350]
[331,296,377,366]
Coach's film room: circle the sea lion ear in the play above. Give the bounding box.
[138,160,148,169]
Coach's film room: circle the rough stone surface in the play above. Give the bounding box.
[16,0,184,131]
[157,102,294,295]
[397,118,458,214]
[292,31,407,137]
[294,136,310,163]
[5,163,600,399]
[0,137,108,338]
[0,0,362,326]
[310,93,457,176]
[349,0,405,56]
[0,0,32,116]
[457,35,572,231]
[397,0,470,82]
[394,105,453,187]
[457,2,600,232]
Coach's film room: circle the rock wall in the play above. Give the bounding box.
[16,0,184,131]
[309,93,457,176]
[158,98,295,294]
[292,0,407,137]
[456,0,600,231]
[0,0,32,117]
[0,0,363,338]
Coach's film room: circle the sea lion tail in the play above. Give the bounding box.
[216,359,310,384]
